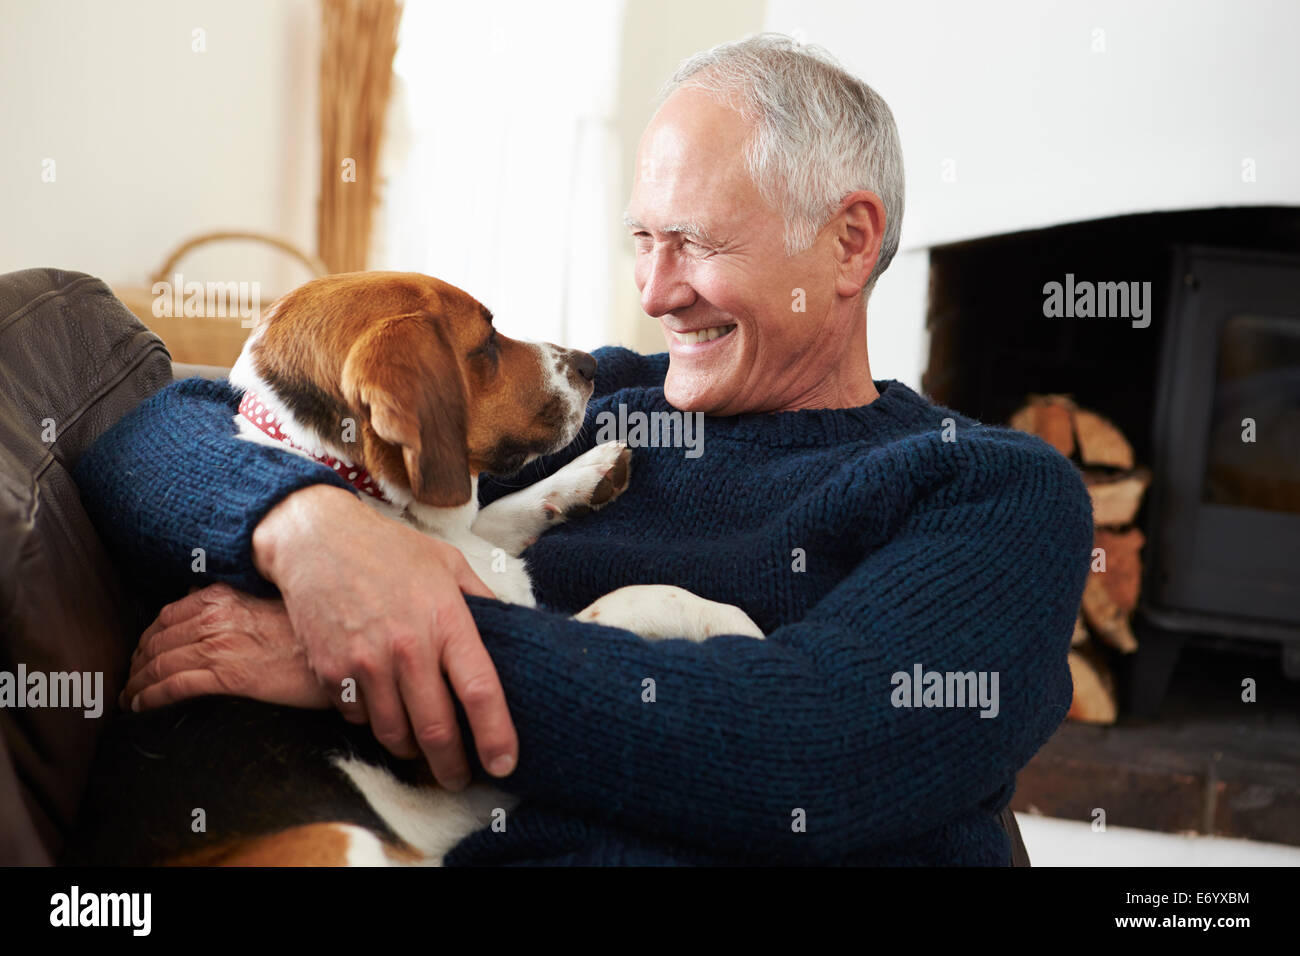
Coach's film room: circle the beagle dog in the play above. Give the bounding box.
[164,270,761,865]
[229,270,632,607]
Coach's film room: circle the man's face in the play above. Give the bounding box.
[625,86,840,416]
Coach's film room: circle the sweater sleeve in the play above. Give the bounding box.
[73,377,353,599]
[73,350,661,592]
[457,436,1093,863]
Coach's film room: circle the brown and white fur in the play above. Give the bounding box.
[221,271,761,865]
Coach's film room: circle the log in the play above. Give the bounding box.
[1081,573,1139,653]
[1008,394,1076,458]
[1067,647,1118,724]
[1008,395,1147,720]
[1093,527,1145,613]
[1074,408,1135,470]
[1083,467,1151,527]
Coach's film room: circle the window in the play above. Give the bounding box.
[377,1,626,352]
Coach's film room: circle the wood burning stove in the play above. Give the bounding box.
[1144,246,1300,680]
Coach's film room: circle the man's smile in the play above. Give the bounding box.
[665,322,737,350]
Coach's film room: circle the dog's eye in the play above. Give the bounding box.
[470,331,499,363]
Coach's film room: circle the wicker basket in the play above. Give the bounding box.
[113,231,327,367]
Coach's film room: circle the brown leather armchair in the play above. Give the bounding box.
[0,269,175,863]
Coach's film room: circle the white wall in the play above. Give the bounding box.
[0,0,319,294]
[9,1,1293,391]
[766,0,1300,387]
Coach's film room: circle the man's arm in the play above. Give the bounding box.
[74,377,515,790]
[75,349,663,590]
[73,377,354,599]
[76,350,672,788]
[454,439,1093,863]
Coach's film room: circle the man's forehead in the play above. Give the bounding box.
[627,89,769,240]
[637,91,752,173]
[625,151,750,241]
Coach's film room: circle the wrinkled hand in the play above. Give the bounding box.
[250,485,517,791]
[122,584,328,711]
[123,485,519,793]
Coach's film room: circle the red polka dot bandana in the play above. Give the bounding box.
[238,390,388,503]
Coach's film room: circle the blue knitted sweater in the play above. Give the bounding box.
[73,346,1092,866]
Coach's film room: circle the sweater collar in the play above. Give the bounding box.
[629,379,943,447]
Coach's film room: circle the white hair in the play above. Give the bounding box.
[659,33,905,296]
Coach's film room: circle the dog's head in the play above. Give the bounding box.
[235,271,595,508]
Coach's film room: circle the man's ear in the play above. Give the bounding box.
[834,189,887,297]
[340,313,473,507]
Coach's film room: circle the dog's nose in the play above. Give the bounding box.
[571,350,597,383]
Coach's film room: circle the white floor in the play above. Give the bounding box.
[1016,813,1300,866]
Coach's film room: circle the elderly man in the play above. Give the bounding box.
[75,35,1091,865]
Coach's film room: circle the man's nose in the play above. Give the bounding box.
[638,245,694,317]
[567,349,597,383]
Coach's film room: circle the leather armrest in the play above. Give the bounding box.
[0,268,172,863]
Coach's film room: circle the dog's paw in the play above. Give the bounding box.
[574,585,764,642]
[541,441,631,521]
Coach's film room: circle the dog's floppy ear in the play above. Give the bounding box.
[340,313,472,507]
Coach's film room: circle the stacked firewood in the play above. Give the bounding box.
[1009,395,1151,724]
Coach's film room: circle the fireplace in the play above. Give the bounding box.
[924,206,1300,716]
